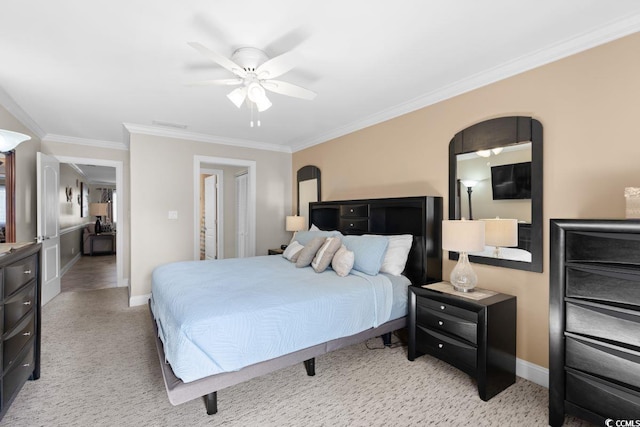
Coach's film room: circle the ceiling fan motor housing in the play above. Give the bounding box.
[231,47,269,71]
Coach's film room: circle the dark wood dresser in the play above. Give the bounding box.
[0,243,41,420]
[550,219,640,426]
[407,284,516,400]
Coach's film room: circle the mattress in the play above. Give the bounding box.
[151,255,409,383]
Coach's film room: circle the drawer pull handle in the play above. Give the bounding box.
[350,209,354,212]
[24,269,32,274]
[23,363,31,368]
[23,301,32,306]
[438,321,443,326]
[350,223,354,227]
[438,343,443,349]
[23,331,31,337]
[440,305,445,310]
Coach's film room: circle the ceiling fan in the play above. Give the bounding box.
[188,42,317,115]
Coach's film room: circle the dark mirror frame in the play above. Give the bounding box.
[296,165,321,215]
[448,116,543,272]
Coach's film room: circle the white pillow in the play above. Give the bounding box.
[309,224,320,231]
[370,234,413,276]
[331,244,354,277]
[282,241,304,262]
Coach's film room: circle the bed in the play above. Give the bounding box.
[150,196,442,415]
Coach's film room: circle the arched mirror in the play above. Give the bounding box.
[1,151,15,243]
[449,116,543,272]
[297,165,321,230]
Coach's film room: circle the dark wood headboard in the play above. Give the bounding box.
[309,196,442,285]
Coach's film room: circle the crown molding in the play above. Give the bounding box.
[0,86,46,139]
[43,134,129,151]
[123,123,292,154]
[291,13,640,152]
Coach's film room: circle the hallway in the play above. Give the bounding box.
[61,254,117,292]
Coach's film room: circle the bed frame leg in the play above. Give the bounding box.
[303,358,315,376]
[381,332,392,347]
[204,391,217,415]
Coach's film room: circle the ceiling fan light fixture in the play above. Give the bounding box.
[247,82,272,112]
[227,87,246,108]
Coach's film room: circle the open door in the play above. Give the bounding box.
[37,152,60,305]
[204,174,218,260]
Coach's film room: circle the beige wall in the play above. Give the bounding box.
[129,132,292,298]
[293,32,640,368]
[0,105,41,243]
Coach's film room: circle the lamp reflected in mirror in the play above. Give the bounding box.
[460,180,478,220]
[482,218,518,258]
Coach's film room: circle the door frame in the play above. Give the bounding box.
[201,168,223,260]
[54,155,126,290]
[194,156,256,260]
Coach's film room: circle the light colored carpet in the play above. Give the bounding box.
[1,288,591,426]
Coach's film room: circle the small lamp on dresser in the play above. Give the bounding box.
[442,219,485,292]
[285,215,305,243]
[482,218,518,258]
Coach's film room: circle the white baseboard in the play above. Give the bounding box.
[60,253,82,277]
[516,357,549,388]
[129,293,151,307]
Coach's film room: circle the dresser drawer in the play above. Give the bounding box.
[416,325,477,375]
[339,218,369,234]
[417,296,477,323]
[566,369,640,420]
[4,281,36,332]
[3,313,35,371]
[2,344,34,408]
[417,305,477,345]
[340,204,369,218]
[566,335,640,389]
[566,265,640,308]
[566,301,640,348]
[4,254,37,297]
[566,231,640,265]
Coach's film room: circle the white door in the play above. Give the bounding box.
[204,175,218,260]
[37,152,60,305]
[235,172,249,258]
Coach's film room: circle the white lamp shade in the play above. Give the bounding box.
[0,129,31,152]
[460,179,478,188]
[89,203,108,216]
[442,220,485,252]
[285,215,305,232]
[482,218,518,247]
[227,87,247,108]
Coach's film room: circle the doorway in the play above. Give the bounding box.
[194,156,256,260]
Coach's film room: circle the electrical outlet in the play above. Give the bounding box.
[168,211,178,220]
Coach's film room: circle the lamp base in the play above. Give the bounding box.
[95,218,102,234]
[450,252,477,293]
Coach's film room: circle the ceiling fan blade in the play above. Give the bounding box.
[188,42,247,78]
[262,80,317,100]
[187,78,243,86]
[256,51,298,79]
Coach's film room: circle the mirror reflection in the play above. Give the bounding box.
[456,142,532,262]
[297,165,321,230]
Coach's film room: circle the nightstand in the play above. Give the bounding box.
[268,248,284,255]
[408,282,516,401]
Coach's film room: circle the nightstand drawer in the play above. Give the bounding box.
[566,301,640,348]
[340,204,369,218]
[4,281,36,332]
[417,296,477,323]
[566,369,640,420]
[417,305,477,345]
[416,325,476,375]
[566,335,640,389]
[566,265,640,308]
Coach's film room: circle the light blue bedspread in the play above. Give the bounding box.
[150,255,395,383]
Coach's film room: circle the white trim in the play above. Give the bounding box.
[59,252,81,277]
[516,357,549,388]
[129,293,150,307]
[291,13,640,152]
[124,123,290,154]
[43,134,128,151]
[53,156,127,290]
[0,86,46,138]
[60,223,90,235]
[201,168,224,260]
[193,156,256,260]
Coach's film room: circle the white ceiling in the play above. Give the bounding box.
[1,1,640,153]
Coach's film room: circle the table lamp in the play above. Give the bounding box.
[442,219,485,292]
[482,218,518,258]
[90,203,109,233]
[285,215,305,241]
